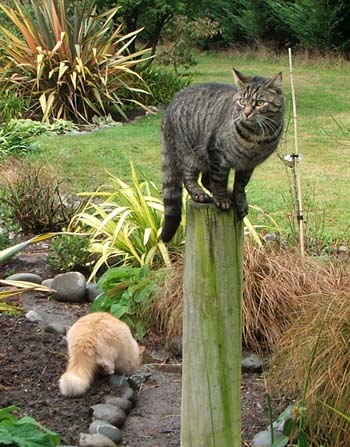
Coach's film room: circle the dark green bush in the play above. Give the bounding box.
[48,235,91,273]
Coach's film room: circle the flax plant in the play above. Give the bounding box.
[70,164,185,280]
[0,0,151,122]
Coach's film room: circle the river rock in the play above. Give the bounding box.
[25,310,43,323]
[51,271,86,302]
[108,374,129,389]
[89,420,122,444]
[7,273,43,284]
[90,404,126,428]
[241,353,263,373]
[252,429,284,446]
[42,278,54,288]
[121,385,137,407]
[44,322,66,335]
[103,396,132,414]
[86,283,103,302]
[79,432,117,447]
[169,336,183,357]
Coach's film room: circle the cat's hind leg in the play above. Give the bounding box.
[96,359,115,375]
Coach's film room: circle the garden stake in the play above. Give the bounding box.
[288,47,305,256]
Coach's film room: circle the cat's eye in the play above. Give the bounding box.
[256,99,266,107]
[239,98,247,107]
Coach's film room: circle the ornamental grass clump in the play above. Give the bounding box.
[0,0,151,123]
[70,164,185,280]
[269,290,350,446]
[148,244,350,351]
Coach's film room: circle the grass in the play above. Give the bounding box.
[27,51,350,242]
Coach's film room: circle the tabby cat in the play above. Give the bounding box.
[59,312,142,397]
[160,68,284,242]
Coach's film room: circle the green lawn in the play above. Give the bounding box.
[33,52,350,242]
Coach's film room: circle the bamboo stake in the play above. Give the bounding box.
[288,47,305,256]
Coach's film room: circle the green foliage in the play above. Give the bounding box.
[48,234,91,273]
[127,64,192,106]
[266,0,341,50]
[0,406,60,447]
[0,121,38,157]
[0,118,79,157]
[0,190,20,251]
[0,90,28,121]
[95,0,211,55]
[0,0,151,123]
[158,15,219,73]
[70,164,184,279]
[91,265,165,339]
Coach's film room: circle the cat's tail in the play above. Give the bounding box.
[160,121,183,243]
[59,354,95,397]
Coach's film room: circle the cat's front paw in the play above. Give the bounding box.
[192,192,212,203]
[213,197,232,211]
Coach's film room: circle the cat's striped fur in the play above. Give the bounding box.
[160,68,284,242]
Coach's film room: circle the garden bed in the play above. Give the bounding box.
[0,244,286,446]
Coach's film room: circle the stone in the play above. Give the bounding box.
[128,371,152,389]
[90,404,126,428]
[25,310,43,323]
[103,396,132,414]
[241,353,263,373]
[79,432,117,447]
[108,374,129,389]
[86,283,103,302]
[121,385,137,405]
[41,278,54,288]
[252,429,285,446]
[44,322,66,335]
[264,233,277,242]
[89,420,122,444]
[51,271,86,302]
[272,404,295,433]
[7,273,43,284]
[168,336,183,357]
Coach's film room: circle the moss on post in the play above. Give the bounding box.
[181,201,243,447]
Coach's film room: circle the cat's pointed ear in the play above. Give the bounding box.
[265,72,283,92]
[232,68,251,88]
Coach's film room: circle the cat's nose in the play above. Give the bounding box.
[243,105,253,118]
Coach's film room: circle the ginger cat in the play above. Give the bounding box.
[59,312,142,397]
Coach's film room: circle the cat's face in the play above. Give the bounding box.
[232,68,284,127]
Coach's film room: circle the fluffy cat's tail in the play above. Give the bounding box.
[160,121,183,243]
[59,354,95,397]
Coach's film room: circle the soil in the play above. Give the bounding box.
[0,243,286,446]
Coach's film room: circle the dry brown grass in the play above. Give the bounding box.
[149,243,350,351]
[268,291,350,446]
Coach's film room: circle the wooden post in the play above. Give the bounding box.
[181,201,244,447]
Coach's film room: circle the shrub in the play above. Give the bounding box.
[0,0,151,123]
[157,15,219,73]
[47,234,91,273]
[269,289,350,446]
[91,265,165,339]
[0,160,80,233]
[0,120,38,157]
[124,64,192,106]
[0,89,28,121]
[70,164,185,279]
